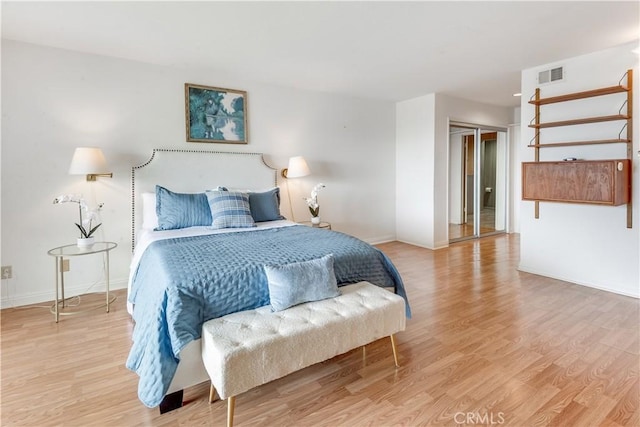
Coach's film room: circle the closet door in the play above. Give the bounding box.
[449,123,508,242]
[477,129,507,237]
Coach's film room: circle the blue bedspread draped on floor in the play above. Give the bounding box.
[126,225,409,407]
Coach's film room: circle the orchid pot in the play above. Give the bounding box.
[77,236,95,249]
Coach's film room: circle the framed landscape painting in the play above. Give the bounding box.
[185,83,248,144]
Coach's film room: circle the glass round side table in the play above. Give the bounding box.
[47,242,117,323]
[298,221,332,230]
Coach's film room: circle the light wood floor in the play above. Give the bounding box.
[2,235,638,426]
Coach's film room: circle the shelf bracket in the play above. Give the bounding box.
[618,70,630,90]
[617,122,628,141]
[618,99,628,116]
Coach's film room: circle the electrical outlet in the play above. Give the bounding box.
[62,259,70,272]
[1,266,12,279]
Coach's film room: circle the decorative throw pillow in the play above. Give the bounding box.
[206,190,256,229]
[155,185,212,231]
[248,188,285,222]
[264,254,340,312]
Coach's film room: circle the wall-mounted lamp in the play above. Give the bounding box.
[281,156,311,179]
[68,147,113,181]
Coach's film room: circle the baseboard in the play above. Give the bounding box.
[396,238,437,250]
[364,235,396,245]
[433,240,449,250]
[517,265,640,299]
[0,278,128,309]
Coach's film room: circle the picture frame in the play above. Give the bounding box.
[185,83,248,144]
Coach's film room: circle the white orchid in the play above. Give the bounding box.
[54,194,104,238]
[53,194,82,204]
[82,204,103,229]
[304,183,325,217]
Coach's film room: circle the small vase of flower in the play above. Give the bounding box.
[53,194,104,249]
[304,183,325,224]
[76,236,96,248]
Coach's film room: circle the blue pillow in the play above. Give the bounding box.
[155,185,212,231]
[248,188,285,222]
[264,254,340,311]
[206,191,256,229]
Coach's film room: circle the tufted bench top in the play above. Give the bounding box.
[201,281,406,401]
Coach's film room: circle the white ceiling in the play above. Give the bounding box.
[2,1,639,107]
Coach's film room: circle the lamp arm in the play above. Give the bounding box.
[86,172,113,181]
[286,179,295,222]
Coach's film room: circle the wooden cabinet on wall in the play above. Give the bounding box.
[525,69,633,227]
[522,159,631,206]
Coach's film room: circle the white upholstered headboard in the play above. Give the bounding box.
[131,149,278,250]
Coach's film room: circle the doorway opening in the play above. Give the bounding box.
[449,123,508,242]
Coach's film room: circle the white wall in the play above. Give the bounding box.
[396,93,511,249]
[1,40,397,307]
[519,41,639,298]
[396,95,436,248]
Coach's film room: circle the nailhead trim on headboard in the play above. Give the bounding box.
[131,149,277,252]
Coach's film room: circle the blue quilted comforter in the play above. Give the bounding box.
[126,225,409,407]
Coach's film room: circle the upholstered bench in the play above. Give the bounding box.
[201,281,406,427]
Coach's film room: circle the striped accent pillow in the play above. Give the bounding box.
[206,191,256,229]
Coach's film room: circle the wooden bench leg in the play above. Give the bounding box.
[227,396,236,427]
[390,334,399,367]
[208,384,232,426]
[209,384,219,403]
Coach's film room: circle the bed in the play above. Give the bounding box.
[126,149,410,410]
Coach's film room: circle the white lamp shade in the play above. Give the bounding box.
[68,147,109,175]
[286,156,311,178]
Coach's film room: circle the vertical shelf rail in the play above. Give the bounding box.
[625,70,633,228]
[534,88,540,219]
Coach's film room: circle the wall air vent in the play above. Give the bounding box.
[537,66,564,84]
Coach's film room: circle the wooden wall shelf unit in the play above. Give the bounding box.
[522,160,631,206]
[526,69,633,228]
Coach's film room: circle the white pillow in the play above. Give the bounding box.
[141,192,159,230]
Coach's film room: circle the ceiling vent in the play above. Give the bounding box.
[537,66,564,84]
